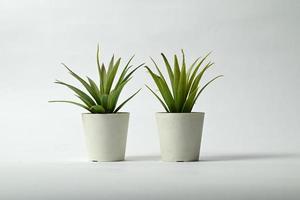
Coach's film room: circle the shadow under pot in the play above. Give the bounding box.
[82,113,129,162]
[156,112,205,162]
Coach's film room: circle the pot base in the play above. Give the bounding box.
[161,156,199,162]
[163,160,199,162]
[91,159,125,162]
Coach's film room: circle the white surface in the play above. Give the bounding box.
[1,152,299,200]
[0,0,300,199]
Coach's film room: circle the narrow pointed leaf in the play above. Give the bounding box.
[124,55,135,70]
[105,57,121,94]
[150,57,166,82]
[54,80,95,106]
[75,95,93,107]
[173,55,180,99]
[188,52,211,86]
[90,105,105,113]
[188,62,214,96]
[108,78,131,112]
[100,63,107,93]
[107,55,115,75]
[175,50,187,111]
[115,55,136,86]
[49,100,90,111]
[146,85,169,112]
[161,53,174,87]
[116,65,132,86]
[100,94,108,110]
[97,44,102,89]
[145,66,175,111]
[187,57,200,78]
[114,88,141,112]
[87,76,101,104]
[61,63,99,102]
[181,86,199,112]
[96,44,101,69]
[190,75,223,110]
[122,63,144,83]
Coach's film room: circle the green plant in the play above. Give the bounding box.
[49,45,143,113]
[145,50,223,113]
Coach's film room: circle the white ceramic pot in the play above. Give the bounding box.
[156,112,205,162]
[82,113,129,162]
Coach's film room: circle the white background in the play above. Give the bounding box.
[0,0,299,199]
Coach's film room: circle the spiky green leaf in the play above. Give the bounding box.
[190,75,223,111]
[114,88,141,112]
[105,57,121,94]
[49,100,90,111]
[145,66,175,111]
[146,85,169,112]
[54,80,96,107]
[90,105,105,113]
[146,51,222,113]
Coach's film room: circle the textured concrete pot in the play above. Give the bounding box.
[156,112,205,162]
[82,113,129,162]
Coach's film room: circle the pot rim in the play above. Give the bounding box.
[82,112,129,115]
[155,112,205,115]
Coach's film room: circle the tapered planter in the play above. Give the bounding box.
[156,112,205,162]
[82,113,129,162]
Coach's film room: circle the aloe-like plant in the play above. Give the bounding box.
[145,50,223,113]
[49,45,143,113]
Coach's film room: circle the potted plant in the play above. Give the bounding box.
[50,45,143,162]
[145,50,222,162]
